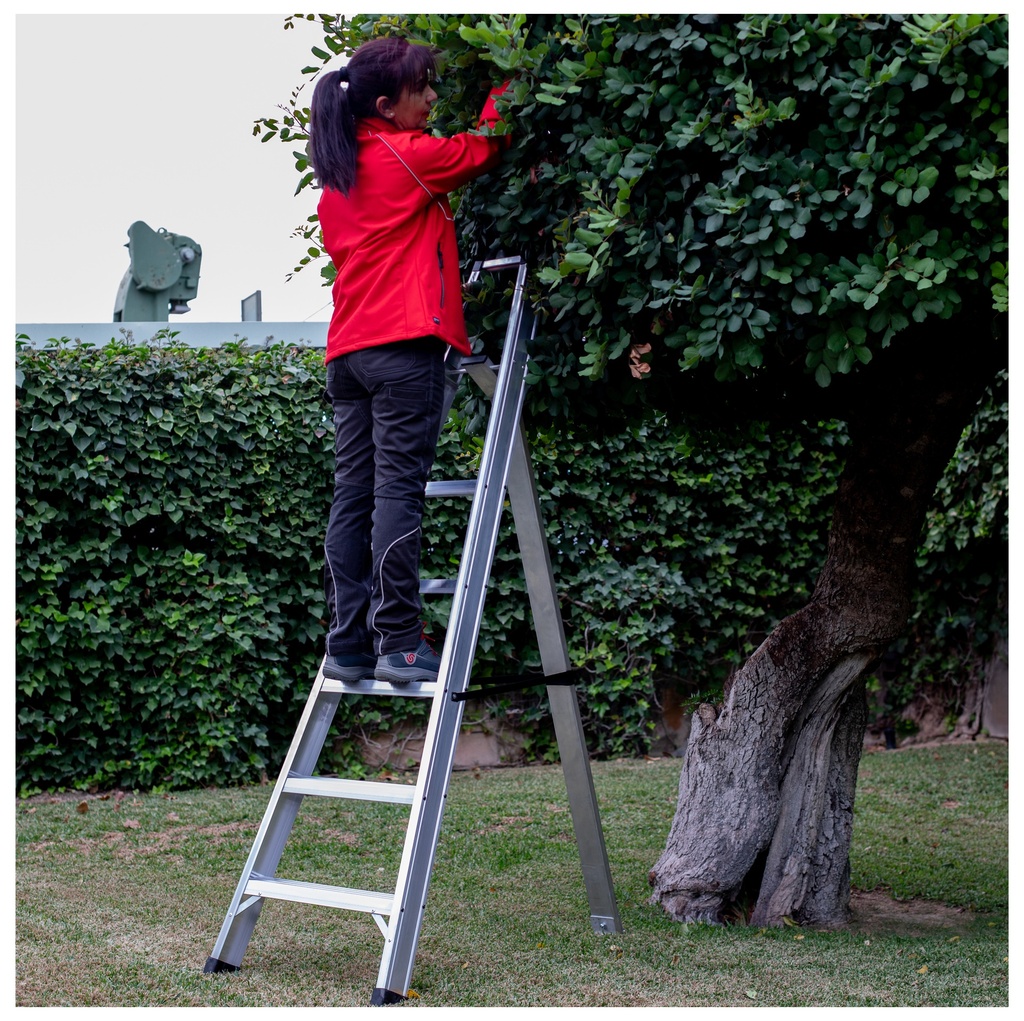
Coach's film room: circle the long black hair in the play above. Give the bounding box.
[308,37,437,195]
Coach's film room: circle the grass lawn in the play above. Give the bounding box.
[15,740,1008,1007]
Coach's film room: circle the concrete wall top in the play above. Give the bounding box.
[15,322,328,349]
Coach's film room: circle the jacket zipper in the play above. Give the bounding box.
[437,243,445,311]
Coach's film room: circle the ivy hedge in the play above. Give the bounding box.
[14,338,1003,793]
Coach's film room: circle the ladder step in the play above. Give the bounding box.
[282,775,417,805]
[425,479,476,498]
[419,578,457,595]
[322,677,437,699]
[246,876,394,916]
[467,255,523,284]
[479,255,523,272]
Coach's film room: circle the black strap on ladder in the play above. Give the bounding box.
[202,255,622,1006]
[452,667,584,703]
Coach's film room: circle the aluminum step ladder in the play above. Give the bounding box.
[203,255,622,1005]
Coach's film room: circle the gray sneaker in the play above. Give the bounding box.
[323,653,376,682]
[374,636,441,684]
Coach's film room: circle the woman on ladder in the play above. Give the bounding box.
[307,37,508,685]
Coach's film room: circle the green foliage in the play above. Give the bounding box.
[15,339,1006,792]
[260,13,1007,408]
[465,12,1007,395]
[15,338,835,791]
[15,337,332,793]
[876,371,1008,713]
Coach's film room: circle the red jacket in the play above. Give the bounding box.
[319,106,506,363]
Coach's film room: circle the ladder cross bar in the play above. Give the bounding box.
[282,775,417,805]
[322,676,436,699]
[246,877,394,916]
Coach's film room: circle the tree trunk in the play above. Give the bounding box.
[649,314,1004,927]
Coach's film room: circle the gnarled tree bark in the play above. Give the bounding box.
[649,313,1004,927]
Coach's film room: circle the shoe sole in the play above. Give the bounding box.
[374,666,440,684]
[323,664,375,682]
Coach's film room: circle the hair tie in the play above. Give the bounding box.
[337,66,350,84]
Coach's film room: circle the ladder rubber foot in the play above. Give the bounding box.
[203,957,239,974]
[370,987,408,1006]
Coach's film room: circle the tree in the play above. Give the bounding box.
[260,13,1008,928]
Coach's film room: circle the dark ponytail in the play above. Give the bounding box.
[308,37,438,196]
[309,69,356,195]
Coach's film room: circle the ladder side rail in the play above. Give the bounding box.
[545,681,624,933]
[206,676,343,970]
[505,421,624,935]
[374,264,533,1001]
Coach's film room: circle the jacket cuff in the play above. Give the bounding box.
[477,80,512,128]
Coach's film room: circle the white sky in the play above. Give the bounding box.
[15,11,350,326]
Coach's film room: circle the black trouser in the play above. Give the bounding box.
[323,338,446,657]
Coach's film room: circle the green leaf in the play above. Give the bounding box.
[562,251,594,270]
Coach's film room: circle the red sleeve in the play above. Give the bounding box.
[396,129,506,196]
